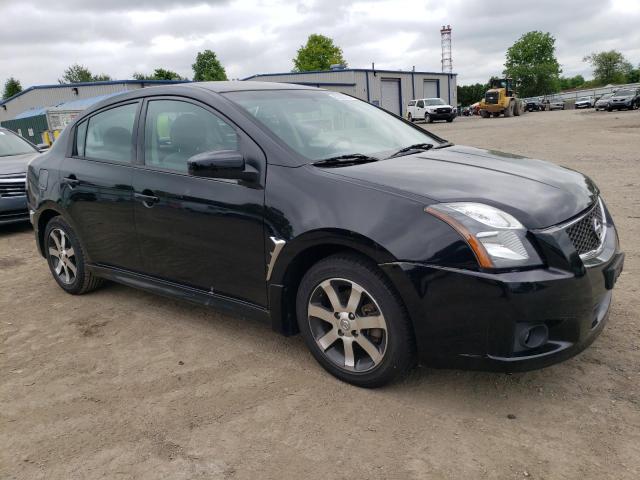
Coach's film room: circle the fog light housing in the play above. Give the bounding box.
[518,324,549,350]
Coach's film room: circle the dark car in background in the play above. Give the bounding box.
[524,99,542,112]
[1,127,41,225]
[607,88,640,111]
[27,82,624,387]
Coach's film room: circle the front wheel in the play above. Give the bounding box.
[44,217,103,295]
[446,116,454,122]
[425,113,432,123]
[407,113,413,122]
[296,254,416,388]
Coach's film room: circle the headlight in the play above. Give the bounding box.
[425,202,543,269]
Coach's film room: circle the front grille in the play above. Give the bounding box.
[0,175,26,198]
[485,92,499,104]
[564,200,605,257]
[437,107,451,114]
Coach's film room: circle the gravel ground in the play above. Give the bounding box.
[1,108,639,480]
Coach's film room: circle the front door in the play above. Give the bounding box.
[60,101,143,272]
[132,97,267,306]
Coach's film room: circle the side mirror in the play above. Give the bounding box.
[187,150,258,182]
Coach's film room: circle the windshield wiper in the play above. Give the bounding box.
[313,154,379,168]
[386,143,434,159]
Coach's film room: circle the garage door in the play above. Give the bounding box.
[423,80,438,99]
[380,78,401,115]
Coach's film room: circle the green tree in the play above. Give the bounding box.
[58,64,111,84]
[504,31,561,97]
[583,50,633,85]
[628,65,640,84]
[457,83,487,106]
[3,77,22,99]
[293,34,347,72]
[559,74,585,90]
[192,50,227,81]
[133,68,186,81]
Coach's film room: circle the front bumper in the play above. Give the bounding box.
[0,196,29,225]
[380,219,623,372]
[426,111,455,120]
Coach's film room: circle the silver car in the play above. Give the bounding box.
[594,93,613,111]
[0,128,41,225]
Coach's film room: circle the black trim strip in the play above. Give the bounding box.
[88,264,270,323]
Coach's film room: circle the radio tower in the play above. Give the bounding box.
[440,25,452,73]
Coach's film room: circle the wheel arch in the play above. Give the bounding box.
[268,229,401,336]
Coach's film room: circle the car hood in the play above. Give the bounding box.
[0,152,39,175]
[320,145,598,229]
[611,96,632,101]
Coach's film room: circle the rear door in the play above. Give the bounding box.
[60,101,143,271]
[131,97,267,306]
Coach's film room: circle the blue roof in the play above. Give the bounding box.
[49,92,122,111]
[13,107,47,119]
[0,79,189,107]
[11,92,129,120]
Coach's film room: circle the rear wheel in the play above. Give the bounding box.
[407,113,413,122]
[44,217,103,295]
[504,101,514,117]
[514,101,521,116]
[479,110,490,118]
[296,254,416,388]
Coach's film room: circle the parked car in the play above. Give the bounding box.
[524,99,542,111]
[607,88,640,111]
[575,96,595,109]
[594,93,613,111]
[0,127,41,225]
[27,82,624,387]
[407,98,456,123]
[548,98,565,110]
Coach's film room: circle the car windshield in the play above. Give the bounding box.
[224,89,443,161]
[0,130,37,157]
[614,89,633,96]
[578,97,589,101]
[599,94,612,100]
[425,98,446,106]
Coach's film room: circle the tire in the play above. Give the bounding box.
[504,101,514,117]
[425,113,432,123]
[44,216,104,295]
[446,116,454,122]
[408,113,413,122]
[479,110,490,118]
[296,254,416,388]
[514,101,521,116]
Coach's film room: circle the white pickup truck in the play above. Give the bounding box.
[407,98,456,123]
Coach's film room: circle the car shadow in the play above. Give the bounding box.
[0,222,32,236]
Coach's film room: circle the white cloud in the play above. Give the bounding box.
[0,0,638,88]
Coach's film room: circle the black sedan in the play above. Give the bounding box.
[1,127,41,225]
[26,82,624,387]
[607,88,640,111]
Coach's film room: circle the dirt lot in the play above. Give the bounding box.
[1,108,639,479]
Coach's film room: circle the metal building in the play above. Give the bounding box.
[243,67,457,118]
[0,80,188,140]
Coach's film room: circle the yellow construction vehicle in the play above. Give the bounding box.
[478,78,521,118]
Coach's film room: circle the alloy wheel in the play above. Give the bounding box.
[48,228,77,285]
[307,278,388,373]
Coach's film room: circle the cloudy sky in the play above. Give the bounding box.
[1,0,639,89]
